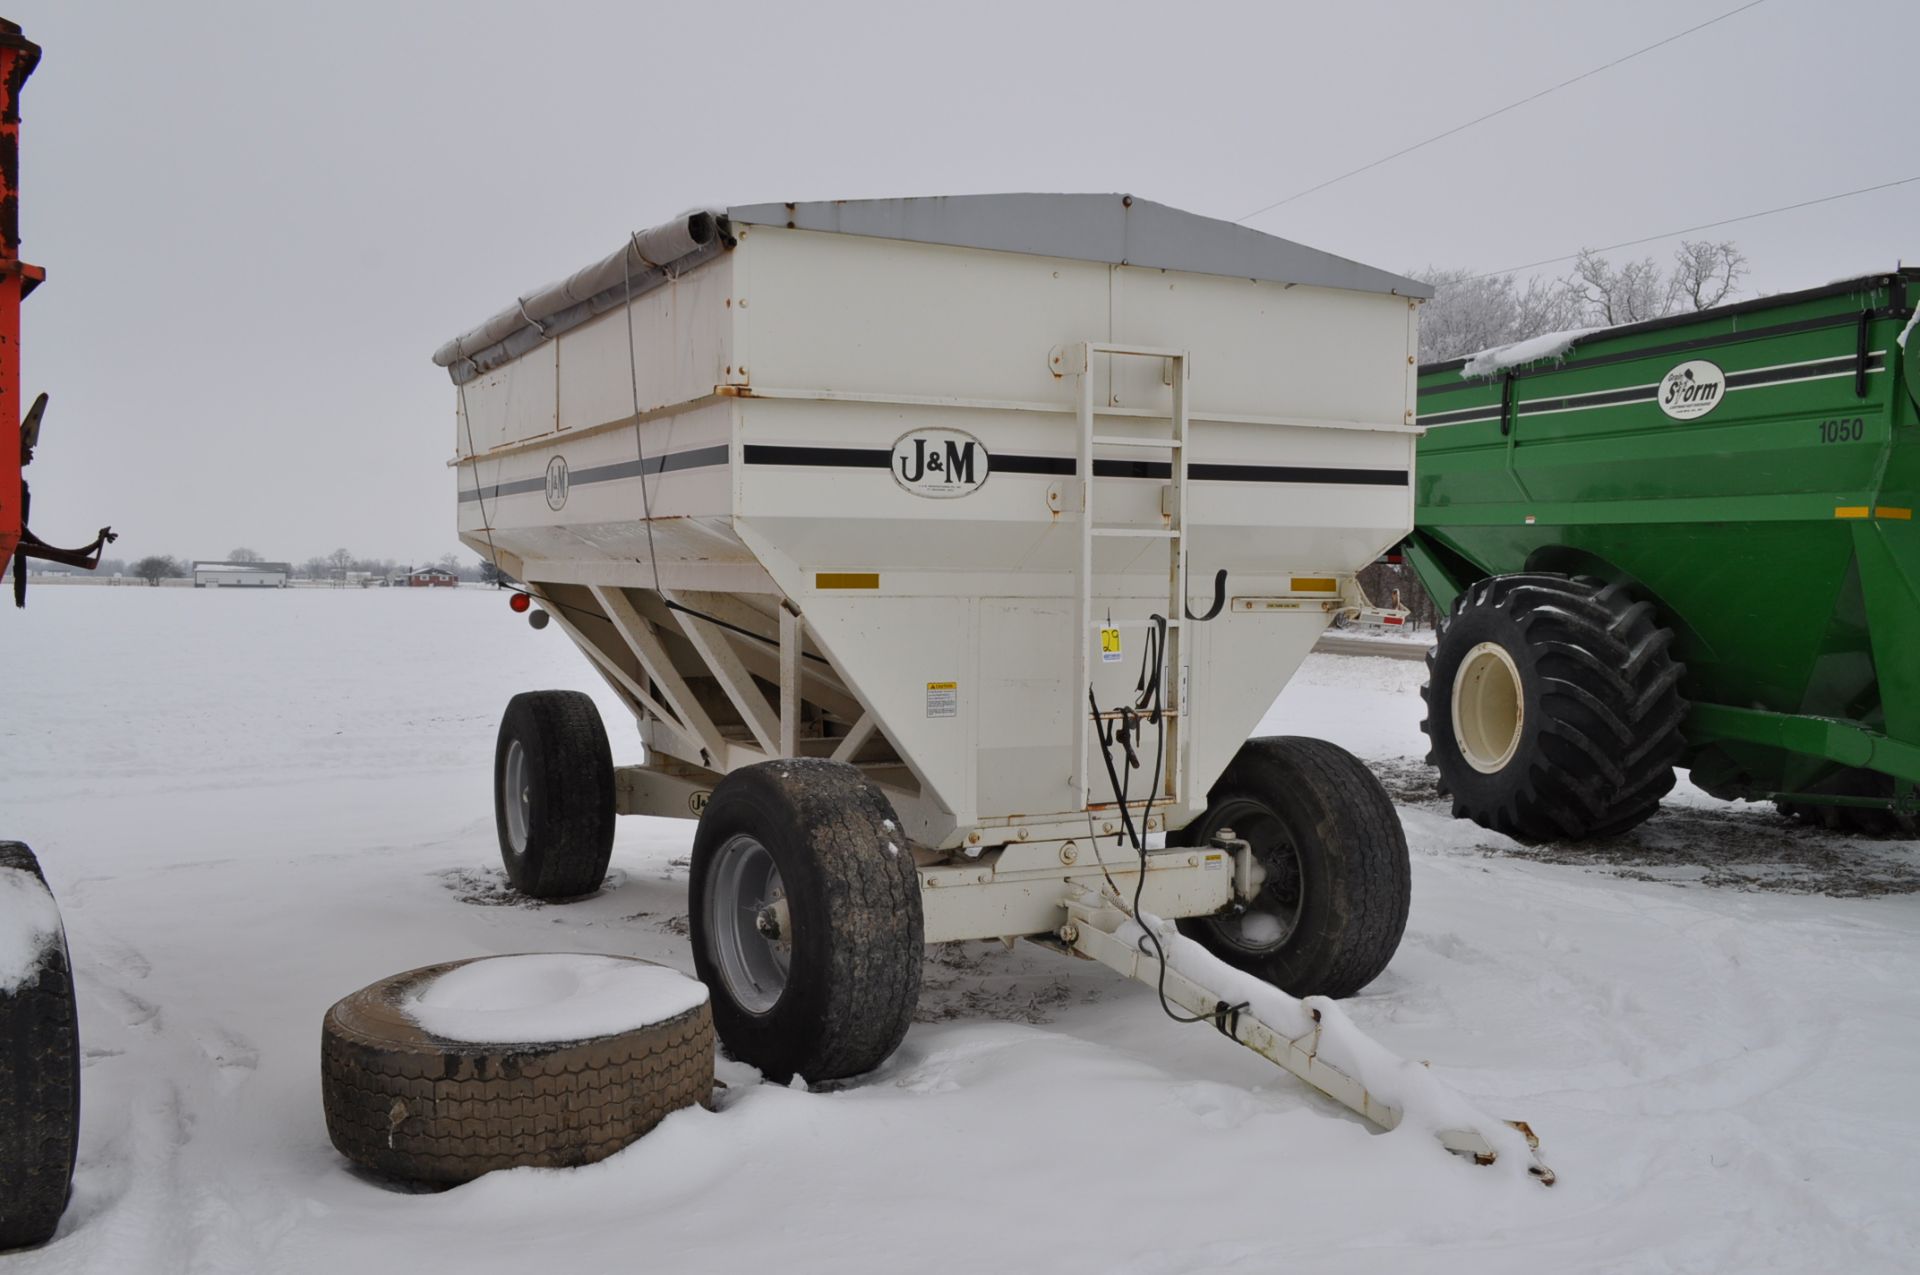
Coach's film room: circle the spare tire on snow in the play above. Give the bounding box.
[321,953,712,1184]
[1,842,80,1251]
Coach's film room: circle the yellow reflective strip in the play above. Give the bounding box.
[815,572,880,589]
[1875,506,1913,521]
[1290,576,1338,593]
[1834,506,1871,519]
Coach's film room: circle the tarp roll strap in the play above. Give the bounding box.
[431,211,734,385]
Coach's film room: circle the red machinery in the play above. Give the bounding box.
[3,18,95,1252]
[1,18,112,606]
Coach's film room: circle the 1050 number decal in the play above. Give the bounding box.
[1819,417,1865,443]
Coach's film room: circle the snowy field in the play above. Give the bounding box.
[3,587,1917,1273]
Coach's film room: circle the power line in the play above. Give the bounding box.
[1237,0,1772,223]
[1471,174,1920,278]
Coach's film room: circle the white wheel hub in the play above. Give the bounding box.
[1451,641,1524,774]
[504,738,531,851]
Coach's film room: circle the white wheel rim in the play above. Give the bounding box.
[706,833,790,1014]
[1451,641,1524,774]
[504,738,531,852]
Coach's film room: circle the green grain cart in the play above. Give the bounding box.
[1405,269,1919,840]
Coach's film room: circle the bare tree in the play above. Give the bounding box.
[226,547,263,562]
[1570,251,1669,326]
[326,548,353,573]
[1669,240,1747,312]
[132,555,182,586]
[1570,240,1748,326]
[1413,267,1584,363]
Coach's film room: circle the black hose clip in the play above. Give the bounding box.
[1185,569,1228,623]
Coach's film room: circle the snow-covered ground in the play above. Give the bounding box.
[3,588,1917,1273]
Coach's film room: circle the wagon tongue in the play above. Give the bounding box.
[1061,885,1556,1186]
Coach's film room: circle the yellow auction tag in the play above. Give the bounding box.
[1099,626,1122,663]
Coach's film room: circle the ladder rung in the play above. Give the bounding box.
[1092,527,1180,539]
[1091,435,1182,450]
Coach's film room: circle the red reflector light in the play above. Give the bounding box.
[509,592,531,613]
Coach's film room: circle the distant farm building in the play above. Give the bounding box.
[407,566,459,588]
[193,561,289,588]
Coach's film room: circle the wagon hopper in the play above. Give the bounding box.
[434,195,1548,1176]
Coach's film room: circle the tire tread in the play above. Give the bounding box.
[320,958,713,1184]
[1421,573,1685,842]
[0,843,80,1251]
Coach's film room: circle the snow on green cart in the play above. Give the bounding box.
[1407,270,1920,841]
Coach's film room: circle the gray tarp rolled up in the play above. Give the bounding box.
[432,211,734,385]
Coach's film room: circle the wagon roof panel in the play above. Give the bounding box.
[727,193,1430,299]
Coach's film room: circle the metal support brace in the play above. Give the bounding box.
[1060,887,1554,1186]
[830,713,878,763]
[588,583,730,762]
[779,605,802,757]
[532,586,704,756]
[664,589,780,754]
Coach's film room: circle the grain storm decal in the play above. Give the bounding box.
[891,429,990,498]
[1658,360,1726,421]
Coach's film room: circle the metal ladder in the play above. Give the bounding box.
[1058,341,1191,815]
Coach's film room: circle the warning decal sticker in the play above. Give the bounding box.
[926,681,957,718]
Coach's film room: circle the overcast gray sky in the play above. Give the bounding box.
[7,0,1915,566]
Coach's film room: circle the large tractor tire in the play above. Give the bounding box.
[689,759,922,1084]
[1174,737,1411,999]
[1423,573,1686,842]
[494,690,616,899]
[1776,769,1918,837]
[1,842,80,1251]
[321,954,712,1184]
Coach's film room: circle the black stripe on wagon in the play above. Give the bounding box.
[1517,383,1659,415]
[745,445,1405,487]
[1724,353,1882,389]
[1190,461,1407,486]
[742,444,888,468]
[1419,405,1506,427]
[459,443,731,503]
[993,454,1074,476]
[570,444,733,487]
[460,475,547,502]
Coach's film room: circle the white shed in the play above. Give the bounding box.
[192,561,289,588]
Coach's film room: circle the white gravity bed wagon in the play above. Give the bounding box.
[433,195,1549,1178]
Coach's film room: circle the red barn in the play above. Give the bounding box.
[408,566,459,588]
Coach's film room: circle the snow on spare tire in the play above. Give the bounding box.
[322,954,712,1184]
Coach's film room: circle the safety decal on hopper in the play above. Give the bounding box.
[925,681,957,718]
[1099,626,1122,663]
